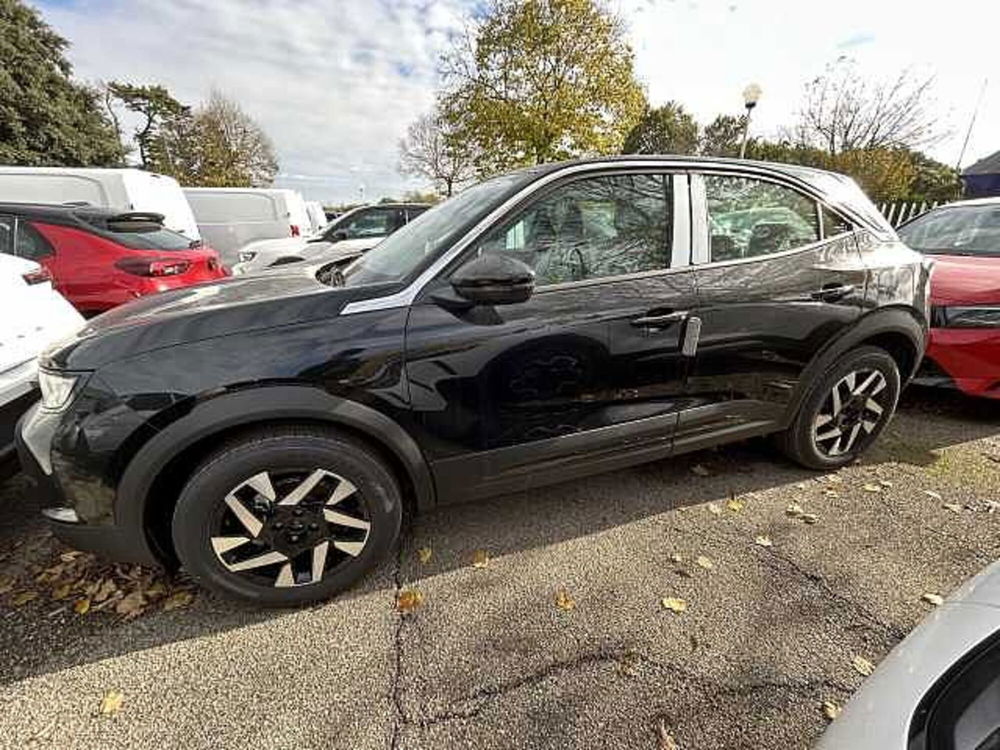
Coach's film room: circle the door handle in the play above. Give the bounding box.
[811,284,855,302]
[631,310,688,328]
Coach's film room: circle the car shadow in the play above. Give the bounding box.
[0,384,997,688]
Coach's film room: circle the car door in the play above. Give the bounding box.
[676,170,866,452]
[403,170,699,503]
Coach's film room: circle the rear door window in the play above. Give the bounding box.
[0,216,13,255]
[17,221,55,259]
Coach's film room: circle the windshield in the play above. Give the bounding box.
[339,172,529,287]
[899,205,1000,256]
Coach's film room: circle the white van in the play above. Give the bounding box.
[0,167,200,240]
[305,200,327,234]
[183,187,311,265]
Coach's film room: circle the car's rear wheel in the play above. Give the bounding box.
[171,426,401,606]
[780,346,900,470]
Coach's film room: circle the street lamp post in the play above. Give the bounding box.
[739,83,762,159]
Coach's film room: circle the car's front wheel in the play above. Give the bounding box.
[171,426,402,606]
[780,345,901,470]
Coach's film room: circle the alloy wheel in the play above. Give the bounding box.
[209,468,371,588]
[812,369,888,458]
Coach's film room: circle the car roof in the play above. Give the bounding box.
[0,201,131,221]
[923,197,1000,209]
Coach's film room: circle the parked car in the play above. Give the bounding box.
[818,558,1000,749]
[0,203,227,316]
[0,167,200,240]
[230,202,429,275]
[17,156,930,606]
[898,198,1000,398]
[0,254,82,474]
[305,201,327,234]
[183,187,312,266]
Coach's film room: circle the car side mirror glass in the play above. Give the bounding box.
[449,253,535,306]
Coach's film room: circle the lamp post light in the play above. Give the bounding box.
[739,83,762,159]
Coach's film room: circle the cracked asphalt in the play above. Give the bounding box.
[1,385,999,750]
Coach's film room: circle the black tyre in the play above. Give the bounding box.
[171,426,402,606]
[780,346,900,470]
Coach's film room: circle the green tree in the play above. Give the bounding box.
[0,0,124,166]
[622,102,699,155]
[105,82,189,169]
[440,0,646,173]
[905,150,960,202]
[699,114,747,157]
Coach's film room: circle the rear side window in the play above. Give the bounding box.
[0,216,12,255]
[0,217,54,260]
[186,193,280,223]
[822,206,854,238]
[705,175,820,262]
[898,206,1000,256]
[78,214,195,251]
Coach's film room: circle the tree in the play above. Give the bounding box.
[154,91,278,187]
[622,102,699,155]
[793,58,941,155]
[105,82,189,169]
[699,114,747,157]
[0,0,124,166]
[398,111,476,196]
[906,150,961,203]
[440,0,646,173]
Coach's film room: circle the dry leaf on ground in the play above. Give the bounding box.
[396,588,424,613]
[726,496,745,512]
[162,590,194,612]
[922,593,944,606]
[852,655,875,676]
[0,576,13,595]
[690,464,710,477]
[706,503,722,516]
[417,547,433,564]
[116,591,146,618]
[879,480,893,487]
[11,591,38,607]
[786,503,804,518]
[821,700,842,720]
[695,555,714,570]
[942,503,963,514]
[471,549,490,568]
[862,484,881,493]
[801,513,820,525]
[554,588,576,611]
[657,719,679,750]
[51,583,72,601]
[754,536,773,548]
[661,596,687,614]
[99,690,124,716]
[669,553,684,563]
[73,597,91,615]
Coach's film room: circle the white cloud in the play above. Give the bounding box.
[37,0,1000,202]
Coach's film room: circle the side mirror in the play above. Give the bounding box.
[330,230,349,243]
[450,254,535,306]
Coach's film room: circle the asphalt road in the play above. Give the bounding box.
[1,385,999,750]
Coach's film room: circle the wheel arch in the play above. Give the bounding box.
[115,385,435,565]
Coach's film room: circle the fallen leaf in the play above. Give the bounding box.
[115,591,146,618]
[852,655,875,676]
[60,551,82,563]
[922,593,944,606]
[144,581,166,598]
[669,553,684,563]
[92,579,117,603]
[985,500,1000,514]
[417,547,433,564]
[51,583,72,601]
[661,596,687,614]
[396,588,424,613]
[862,484,881,493]
[11,591,38,607]
[821,700,842,721]
[754,536,773,548]
[0,576,14,595]
[690,464,710,477]
[706,503,722,516]
[823,489,839,498]
[923,490,943,501]
[801,513,820,525]
[726,496,745,512]
[826,473,843,484]
[73,597,91,615]
[657,719,679,750]
[942,503,963,514]
[554,588,576,611]
[695,555,714,570]
[162,591,194,611]
[471,549,490,568]
[879,480,893,488]
[785,503,804,518]
[98,690,124,716]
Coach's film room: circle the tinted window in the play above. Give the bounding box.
[474,173,671,286]
[0,216,12,256]
[706,175,820,262]
[17,221,55,259]
[822,206,854,238]
[336,208,401,240]
[898,205,1000,256]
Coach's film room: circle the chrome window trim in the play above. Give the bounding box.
[691,233,844,271]
[342,158,882,315]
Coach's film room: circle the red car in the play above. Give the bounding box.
[898,198,1000,398]
[0,203,227,316]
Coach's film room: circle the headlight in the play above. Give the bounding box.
[37,370,82,410]
[237,251,257,263]
[932,306,1000,328]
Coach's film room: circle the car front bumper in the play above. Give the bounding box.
[15,403,159,565]
[921,327,1000,398]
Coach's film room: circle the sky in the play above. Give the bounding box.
[35,0,1000,204]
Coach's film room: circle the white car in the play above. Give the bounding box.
[230,202,428,275]
[0,254,83,468]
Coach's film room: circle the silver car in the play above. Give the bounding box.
[818,560,1000,749]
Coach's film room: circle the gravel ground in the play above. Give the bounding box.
[0,385,998,750]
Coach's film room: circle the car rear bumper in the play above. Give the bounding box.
[921,327,1000,399]
[15,404,159,565]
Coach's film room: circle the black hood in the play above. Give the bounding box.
[44,270,397,370]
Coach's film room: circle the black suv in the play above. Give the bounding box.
[17,157,931,605]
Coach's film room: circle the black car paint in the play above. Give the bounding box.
[16,157,930,567]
